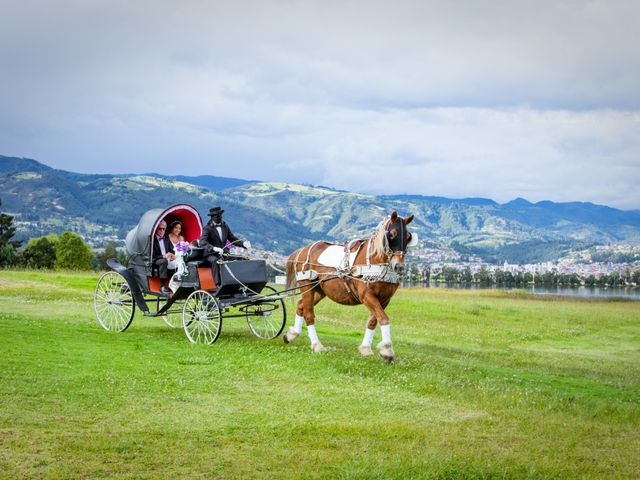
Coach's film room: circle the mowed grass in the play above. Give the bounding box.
[0,270,639,479]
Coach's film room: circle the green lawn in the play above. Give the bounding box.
[0,270,639,479]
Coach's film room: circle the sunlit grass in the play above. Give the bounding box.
[0,270,638,479]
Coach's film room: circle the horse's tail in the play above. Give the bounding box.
[285,250,300,291]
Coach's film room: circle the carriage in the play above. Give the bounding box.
[93,203,287,344]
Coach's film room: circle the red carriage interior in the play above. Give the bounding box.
[148,205,216,293]
[156,206,203,244]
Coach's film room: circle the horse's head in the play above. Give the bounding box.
[385,211,415,274]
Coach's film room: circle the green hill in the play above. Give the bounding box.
[2,155,640,261]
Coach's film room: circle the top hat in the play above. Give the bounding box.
[208,206,224,216]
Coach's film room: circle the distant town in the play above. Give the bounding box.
[406,244,640,287]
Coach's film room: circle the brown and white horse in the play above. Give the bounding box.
[284,212,415,362]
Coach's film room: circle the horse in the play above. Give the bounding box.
[284,212,416,362]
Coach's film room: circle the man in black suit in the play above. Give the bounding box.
[152,220,175,294]
[199,206,251,285]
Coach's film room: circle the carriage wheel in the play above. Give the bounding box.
[94,271,136,332]
[245,286,287,339]
[182,290,222,345]
[160,300,182,329]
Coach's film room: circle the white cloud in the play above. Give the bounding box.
[1,0,639,209]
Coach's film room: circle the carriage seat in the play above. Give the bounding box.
[187,260,206,268]
[184,247,204,262]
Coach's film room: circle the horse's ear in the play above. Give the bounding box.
[390,211,398,222]
[404,214,414,225]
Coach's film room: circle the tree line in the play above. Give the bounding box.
[0,199,125,271]
[402,264,640,288]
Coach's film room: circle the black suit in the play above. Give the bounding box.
[152,235,175,280]
[199,221,240,251]
[199,220,241,285]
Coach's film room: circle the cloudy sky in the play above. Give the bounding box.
[1,0,639,209]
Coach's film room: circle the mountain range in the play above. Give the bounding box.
[2,155,640,263]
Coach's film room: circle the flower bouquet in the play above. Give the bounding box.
[169,241,190,292]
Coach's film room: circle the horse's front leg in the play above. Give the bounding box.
[360,292,395,362]
[358,313,377,357]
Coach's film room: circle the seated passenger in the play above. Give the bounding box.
[167,220,185,247]
[152,220,175,294]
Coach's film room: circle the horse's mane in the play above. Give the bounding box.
[369,217,390,258]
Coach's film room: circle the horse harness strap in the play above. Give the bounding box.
[342,276,361,303]
[302,241,322,270]
[339,240,365,302]
[340,239,364,271]
[294,241,322,282]
[338,238,398,291]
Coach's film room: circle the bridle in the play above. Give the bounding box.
[366,216,411,267]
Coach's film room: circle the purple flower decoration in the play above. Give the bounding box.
[176,241,189,253]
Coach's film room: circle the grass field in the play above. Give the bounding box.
[0,270,639,479]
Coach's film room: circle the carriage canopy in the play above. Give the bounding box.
[125,204,203,266]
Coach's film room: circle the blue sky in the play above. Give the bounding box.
[1,1,639,209]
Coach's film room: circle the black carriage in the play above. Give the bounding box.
[93,204,287,344]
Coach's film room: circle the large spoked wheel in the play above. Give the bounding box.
[94,271,136,332]
[182,290,222,345]
[245,286,287,339]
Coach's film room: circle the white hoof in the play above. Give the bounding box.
[358,345,374,357]
[311,342,328,353]
[283,328,300,344]
[376,341,396,363]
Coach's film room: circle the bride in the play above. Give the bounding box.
[167,220,185,247]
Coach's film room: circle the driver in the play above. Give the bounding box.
[199,206,251,285]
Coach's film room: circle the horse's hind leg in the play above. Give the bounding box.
[284,288,326,352]
[304,290,327,352]
[283,296,305,343]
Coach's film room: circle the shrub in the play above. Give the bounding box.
[55,232,93,270]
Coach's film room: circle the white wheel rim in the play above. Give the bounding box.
[94,272,135,332]
[246,300,285,339]
[246,286,285,339]
[182,290,221,344]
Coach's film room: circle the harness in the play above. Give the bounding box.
[293,217,406,290]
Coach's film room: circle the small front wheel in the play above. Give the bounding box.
[94,271,136,332]
[245,286,286,339]
[160,300,182,329]
[182,290,222,344]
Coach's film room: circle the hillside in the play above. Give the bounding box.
[2,155,640,261]
[0,156,312,253]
